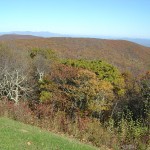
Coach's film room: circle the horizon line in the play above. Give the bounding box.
[0,31,150,39]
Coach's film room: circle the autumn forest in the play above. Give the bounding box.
[0,37,149,149]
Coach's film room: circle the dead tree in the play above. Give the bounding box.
[33,55,50,82]
[0,68,31,103]
[0,46,31,103]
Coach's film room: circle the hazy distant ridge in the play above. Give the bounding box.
[0,31,150,47]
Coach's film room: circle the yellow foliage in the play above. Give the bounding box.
[77,69,97,80]
[99,80,113,91]
[40,91,52,102]
[74,69,115,112]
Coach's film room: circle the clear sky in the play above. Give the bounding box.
[0,0,150,38]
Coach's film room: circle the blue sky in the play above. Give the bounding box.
[0,0,150,38]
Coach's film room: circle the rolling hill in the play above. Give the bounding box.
[0,34,41,40]
[124,38,150,47]
[1,32,150,47]
[0,37,150,75]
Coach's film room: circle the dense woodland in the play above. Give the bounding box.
[0,38,149,149]
[1,37,150,75]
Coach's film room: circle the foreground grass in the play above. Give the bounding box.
[0,117,98,150]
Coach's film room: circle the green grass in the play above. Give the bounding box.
[0,117,98,150]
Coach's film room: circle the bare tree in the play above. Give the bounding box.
[0,45,32,103]
[33,54,50,82]
[0,69,30,103]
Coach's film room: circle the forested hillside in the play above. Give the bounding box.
[0,39,149,149]
[0,37,150,75]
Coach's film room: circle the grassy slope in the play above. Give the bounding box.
[0,117,97,150]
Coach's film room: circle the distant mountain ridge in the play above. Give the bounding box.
[0,31,150,47]
[0,31,63,37]
[0,34,41,40]
[123,38,150,47]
